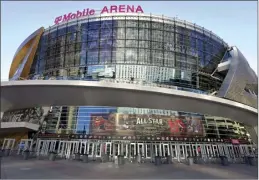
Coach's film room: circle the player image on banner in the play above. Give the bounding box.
[90,113,116,135]
[115,114,136,136]
[167,112,204,137]
[167,114,186,135]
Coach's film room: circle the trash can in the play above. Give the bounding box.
[75,153,81,161]
[247,156,255,166]
[187,156,194,165]
[23,150,30,160]
[82,154,88,163]
[219,156,229,166]
[49,152,57,161]
[154,156,161,166]
[4,149,10,156]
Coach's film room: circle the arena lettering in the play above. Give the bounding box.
[136,118,163,125]
[54,5,144,25]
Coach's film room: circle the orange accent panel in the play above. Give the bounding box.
[9,27,44,79]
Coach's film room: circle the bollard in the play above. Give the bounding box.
[247,156,255,166]
[166,155,172,164]
[187,156,194,166]
[82,154,89,163]
[75,153,81,161]
[23,150,30,160]
[220,156,229,166]
[4,149,11,157]
[154,156,161,166]
[49,152,57,161]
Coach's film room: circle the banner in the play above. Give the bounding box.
[89,112,204,137]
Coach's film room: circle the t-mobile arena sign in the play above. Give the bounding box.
[54,5,144,25]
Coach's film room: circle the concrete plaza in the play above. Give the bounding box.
[0,156,258,179]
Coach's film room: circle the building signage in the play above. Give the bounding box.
[54,5,144,25]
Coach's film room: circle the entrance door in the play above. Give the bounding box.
[2,138,15,151]
[153,143,162,156]
[145,143,151,159]
[94,142,102,158]
[129,143,136,158]
[185,144,192,157]
[218,144,226,156]
[58,140,70,158]
[212,145,219,157]
[178,144,185,161]
[138,143,144,157]
[17,139,33,155]
[162,144,170,156]
[105,142,112,156]
[87,141,95,158]
[170,143,178,160]
[205,144,213,158]
[233,145,241,159]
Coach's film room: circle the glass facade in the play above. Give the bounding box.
[28,15,228,93]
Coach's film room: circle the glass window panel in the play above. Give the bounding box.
[58,27,66,36]
[152,50,163,66]
[87,41,99,51]
[126,20,138,27]
[115,40,125,48]
[139,40,150,49]
[152,30,163,42]
[87,51,98,65]
[100,39,113,49]
[126,28,138,39]
[117,28,125,39]
[164,51,175,67]
[100,50,112,64]
[126,40,138,48]
[139,49,150,64]
[88,21,101,30]
[139,28,150,40]
[125,48,137,63]
[139,21,150,29]
[88,29,99,41]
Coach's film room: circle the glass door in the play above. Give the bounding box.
[130,143,136,158]
[212,144,219,157]
[105,142,112,156]
[170,143,178,160]
[218,144,226,156]
[87,141,94,158]
[178,144,185,161]
[153,143,162,156]
[145,143,151,159]
[162,143,170,157]
[205,144,213,158]
[95,142,102,158]
[138,143,144,157]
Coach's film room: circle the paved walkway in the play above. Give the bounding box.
[1,157,258,179]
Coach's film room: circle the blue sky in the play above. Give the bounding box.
[1,1,257,80]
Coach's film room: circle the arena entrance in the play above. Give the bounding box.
[35,139,257,163]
